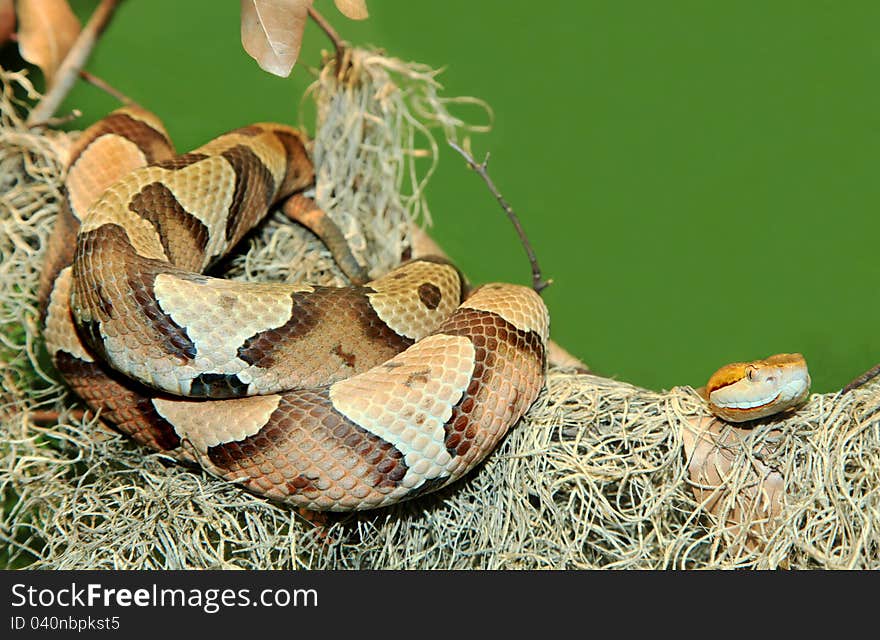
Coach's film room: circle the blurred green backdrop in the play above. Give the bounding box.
[6,0,880,392]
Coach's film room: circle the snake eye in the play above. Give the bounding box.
[746,366,756,381]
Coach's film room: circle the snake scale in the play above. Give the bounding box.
[39,106,549,511]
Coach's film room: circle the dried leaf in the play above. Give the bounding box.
[682,416,784,552]
[17,0,81,85]
[240,0,312,78]
[334,0,368,20]
[0,0,15,47]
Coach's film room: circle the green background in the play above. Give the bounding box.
[7,0,880,393]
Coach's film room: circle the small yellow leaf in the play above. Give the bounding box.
[17,0,81,85]
[240,0,312,78]
[334,0,368,20]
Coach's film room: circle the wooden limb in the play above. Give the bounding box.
[448,141,551,294]
[307,5,345,76]
[27,0,121,126]
[842,363,880,394]
[281,194,369,285]
[546,340,590,373]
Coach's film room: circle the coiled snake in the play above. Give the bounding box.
[39,106,549,511]
[38,107,812,512]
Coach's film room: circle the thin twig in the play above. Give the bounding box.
[79,69,136,106]
[307,5,345,76]
[449,141,551,294]
[27,109,82,128]
[26,0,121,126]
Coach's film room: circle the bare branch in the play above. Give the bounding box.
[79,69,136,106]
[448,140,551,294]
[26,0,121,126]
[842,363,880,394]
[307,5,345,76]
[27,108,82,128]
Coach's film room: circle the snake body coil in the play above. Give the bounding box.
[39,107,549,511]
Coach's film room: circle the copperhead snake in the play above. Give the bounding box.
[700,353,810,423]
[37,107,811,511]
[39,106,548,511]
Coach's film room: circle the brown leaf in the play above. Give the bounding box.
[0,0,15,47]
[17,0,81,85]
[240,0,313,78]
[682,416,784,553]
[334,0,368,20]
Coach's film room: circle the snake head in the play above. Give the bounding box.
[703,353,811,423]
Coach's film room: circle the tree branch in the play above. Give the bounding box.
[307,5,345,77]
[27,0,121,126]
[842,363,880,394]
[449,141,551,294]
[78,69,136,106]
